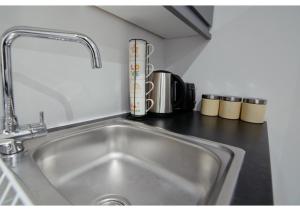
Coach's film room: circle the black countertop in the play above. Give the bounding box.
[124,111,273,205]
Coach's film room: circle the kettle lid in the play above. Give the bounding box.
[153,70,171,74]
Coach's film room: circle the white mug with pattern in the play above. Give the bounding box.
[130,97,154,116]
[129,39,154,61]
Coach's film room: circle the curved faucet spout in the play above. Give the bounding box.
[0,26,102,134]
[1,26,102,68]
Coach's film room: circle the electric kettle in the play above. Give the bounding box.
[148,70,185,114]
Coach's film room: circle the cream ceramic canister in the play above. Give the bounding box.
[200,94,220,116]
[240,98,267,123]
[219,96,242,120]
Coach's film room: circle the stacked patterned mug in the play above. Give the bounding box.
[129,39,155,117]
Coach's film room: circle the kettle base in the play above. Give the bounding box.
[147,112,174,118]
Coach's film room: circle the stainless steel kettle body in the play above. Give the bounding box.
[149,70,185,114]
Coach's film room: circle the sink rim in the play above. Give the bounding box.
[1,117,245,205]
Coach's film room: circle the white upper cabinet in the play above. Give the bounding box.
[99,6,213,40]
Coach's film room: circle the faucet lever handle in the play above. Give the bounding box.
[39,111,45,125]
[28,111,47,138]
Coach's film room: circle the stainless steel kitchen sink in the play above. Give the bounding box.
[1,118,245,205]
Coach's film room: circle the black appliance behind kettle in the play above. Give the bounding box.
[174,83,196,111]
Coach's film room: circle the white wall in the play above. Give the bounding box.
[180,6,300,204]
[0,6,165,128]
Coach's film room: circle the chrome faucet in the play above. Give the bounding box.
[0,26,102,155]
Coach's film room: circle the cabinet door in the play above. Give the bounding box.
[99,6,214,40]
[164,6,213,40]
[192,6,214,27]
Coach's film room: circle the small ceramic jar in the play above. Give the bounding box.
[241,98,267,123]
[219,96,242,119]
[200,94,220,116]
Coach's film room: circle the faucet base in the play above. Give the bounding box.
[0,122,47,155]
[0,138,24,155]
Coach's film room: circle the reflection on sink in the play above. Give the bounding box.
[34,125,221,205]
[32,118,244,205]
[8,118,244,205]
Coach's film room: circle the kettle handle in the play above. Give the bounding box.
[171,74,185,109]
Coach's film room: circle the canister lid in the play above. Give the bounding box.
[129,38,147,42]
[243,98,267,105]
[202,94,220,100]
[220,95,242,102]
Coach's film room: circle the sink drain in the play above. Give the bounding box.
[94,194,131,206]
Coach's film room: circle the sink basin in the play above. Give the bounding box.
[2,118,244,205]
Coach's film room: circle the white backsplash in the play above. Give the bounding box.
[0,6,165,128]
